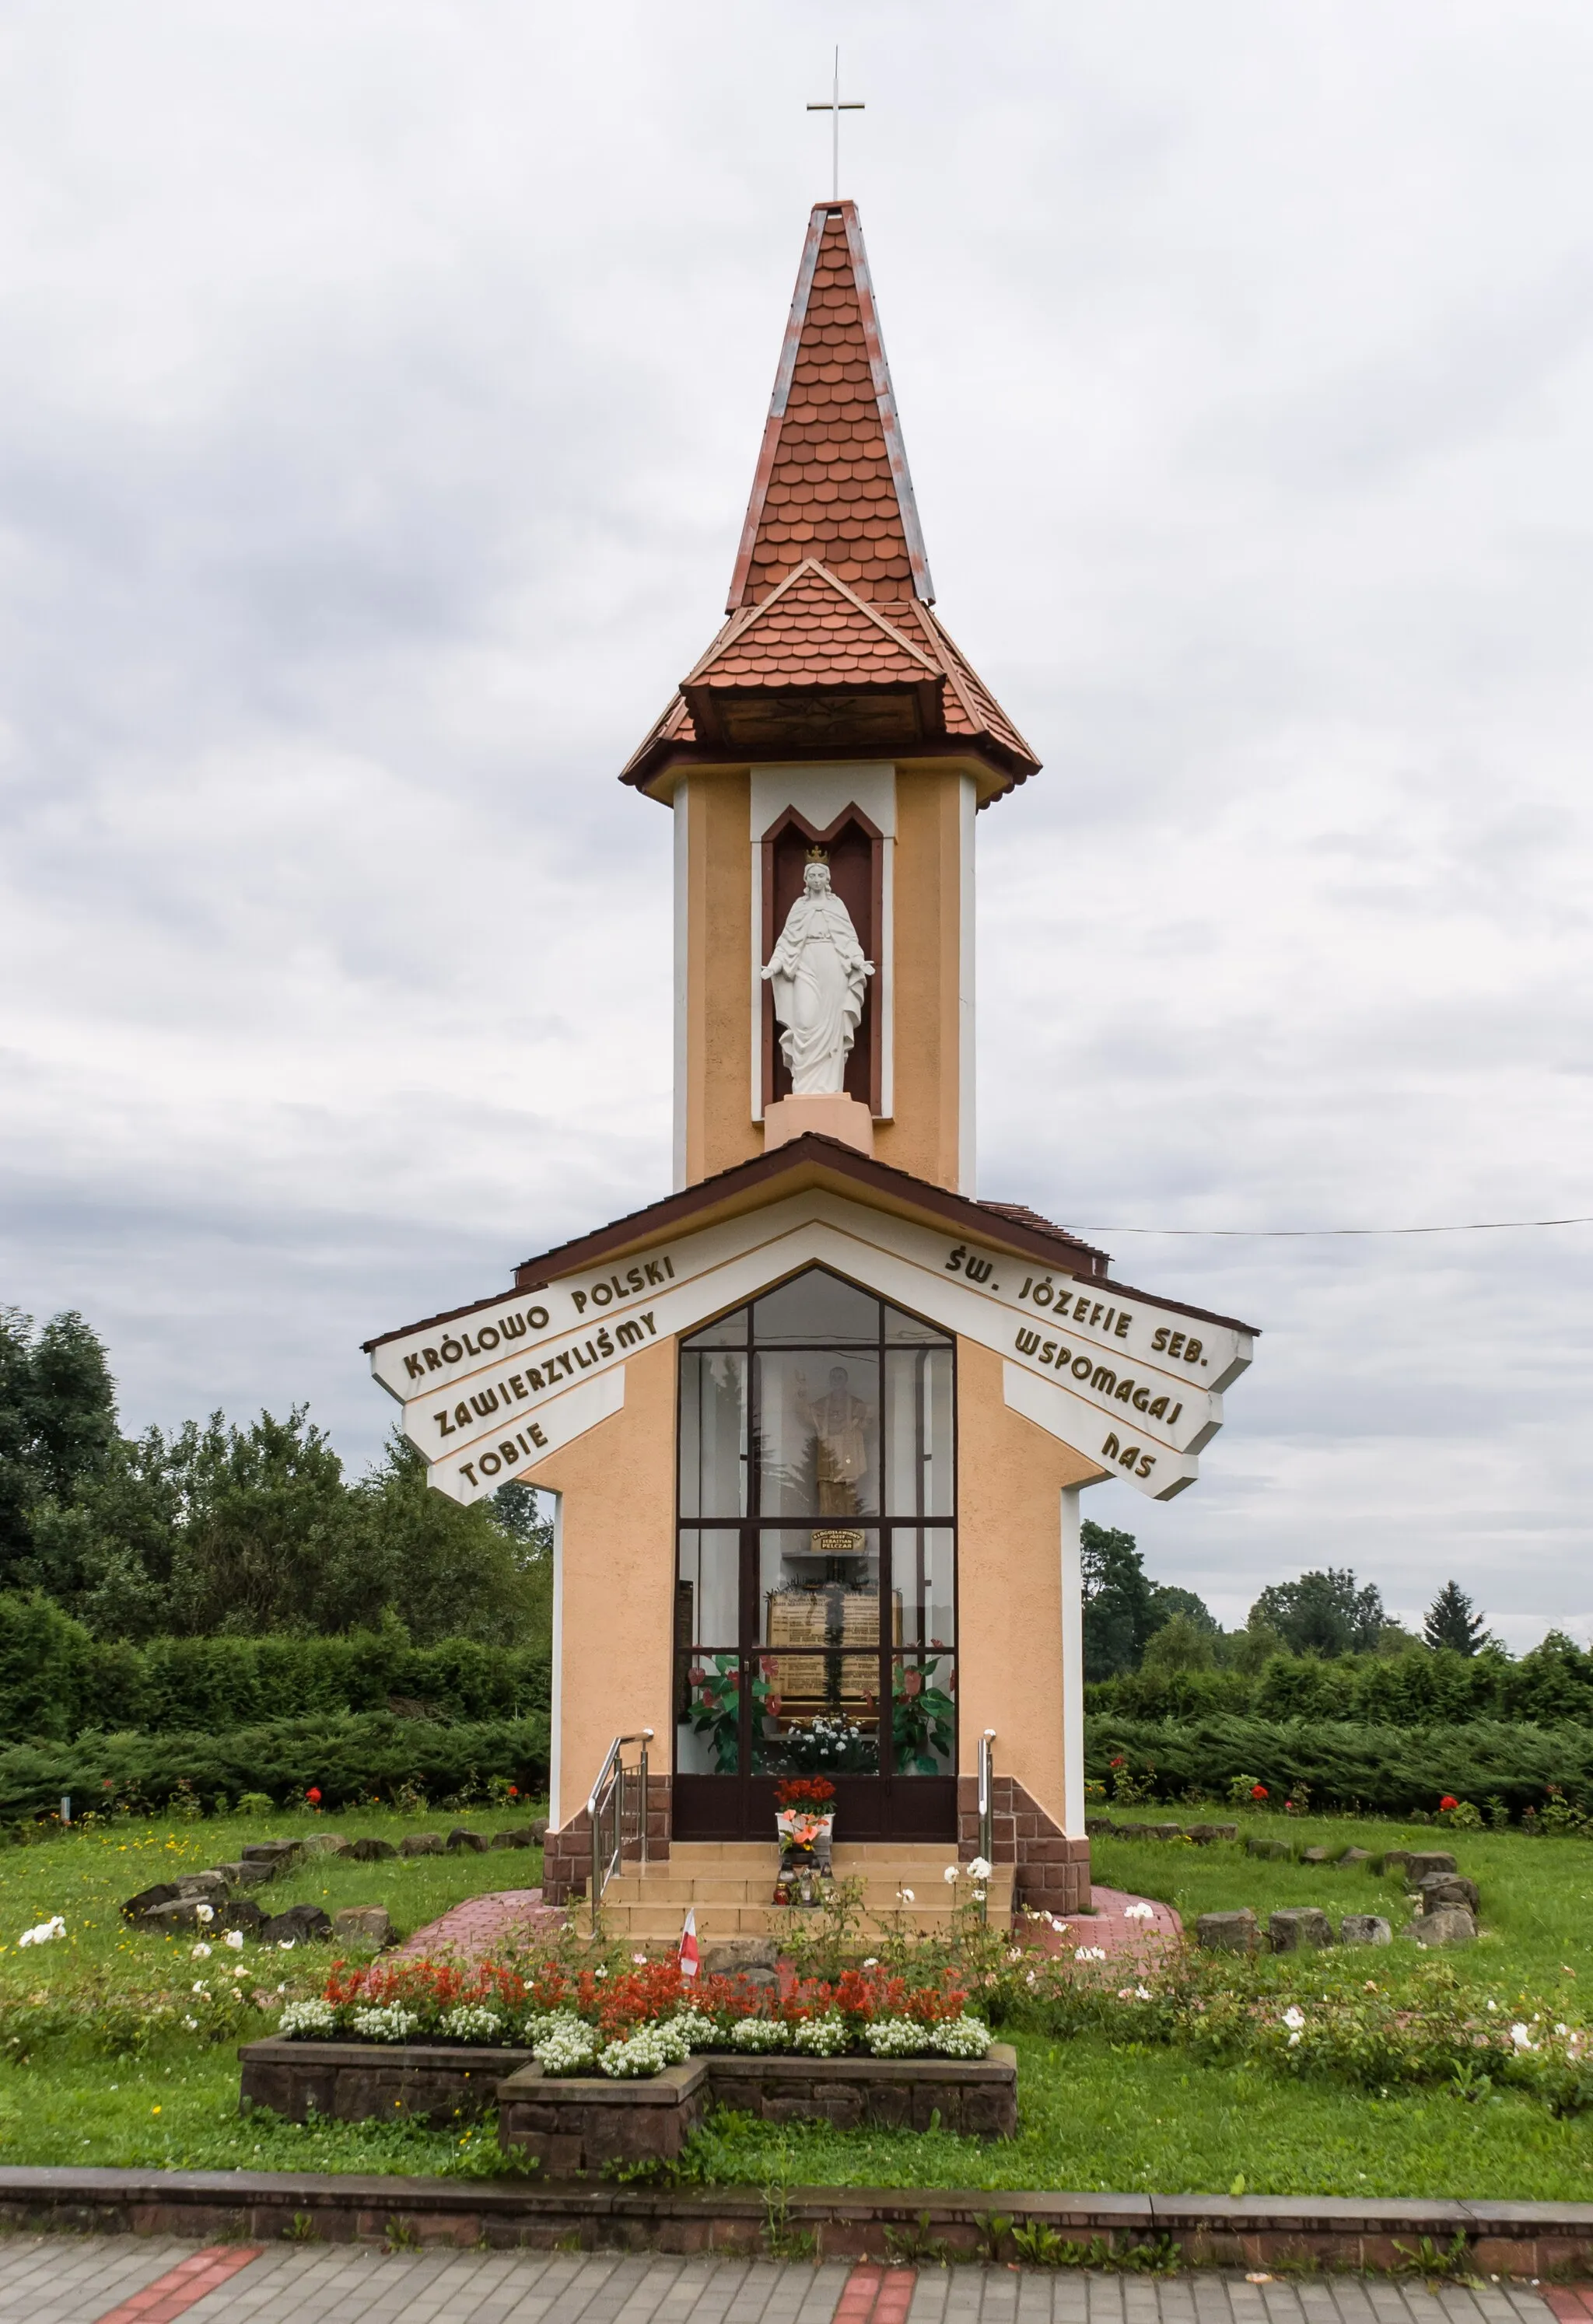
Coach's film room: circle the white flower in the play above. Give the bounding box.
[968,1857,993,1881]
[1124,1902,1154,1922]
[182,2015,199,2030]
[1486,2000,1497,2012]
[233,1965,249,1979]
[191,1943,212,1960]
[276,1939,296,1951]
[194,1904,215,1924]
[351,2004,419,2042]
[1282,2007,1306,2030]
[223,1930,245,1951]
[17,1917,65,1948]
[1510,2023,1537,2051]
[602,2021,691,2077]
[1556,2024,1569,2037]
[865,2017,933,2057]
[278,1998,338,2039]
[862,1957,879,1969]
[944,1865,961,1885]
[632,1952,648,1964]
[667,2009,719,2053]
[930,2014,992,2059]
[897,1888,915,1903]
[793,2014,849,2056]
[528,2011,600,2076]
[191,1981,209,1995]
[1136,1986,1152,2001]
[730,2016,792,2052]
[438,2004,505,2043]
[1075,1944,1107,1962]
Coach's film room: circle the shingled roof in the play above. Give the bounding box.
[622,201,1040,801]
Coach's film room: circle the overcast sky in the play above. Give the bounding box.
[2,1,1589,1647]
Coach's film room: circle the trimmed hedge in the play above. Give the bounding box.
[1085,1636,1593,1729]
[0,1711,548,1822]
[1087,1713,1593,1816]
[0,1594,548,1741]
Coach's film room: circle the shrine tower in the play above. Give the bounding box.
[622,201,1038,1196]
[365,201,1259,1929]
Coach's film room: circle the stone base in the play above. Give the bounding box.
[239,2039,531,2127]
[496,2046,1017,2172]
[241,2038,1017,2161]
[958,1773,1091,1914]
[762,1094,874,1157]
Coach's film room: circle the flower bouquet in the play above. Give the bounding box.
[774,1775,836,1904]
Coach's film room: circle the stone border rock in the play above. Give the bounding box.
[0,2167,1590,2274]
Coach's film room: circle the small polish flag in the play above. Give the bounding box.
[678,1907,700,1980]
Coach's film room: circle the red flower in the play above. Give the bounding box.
[1110,1755,1126,1769]
[775,1776,836,1810]
[1250,1783,1268,1800]
[508,1786,519,1800]
[1439,1795,1459,1812]
[306,1787,322,1804]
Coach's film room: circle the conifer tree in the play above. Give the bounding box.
[1423,1578,1491,1657]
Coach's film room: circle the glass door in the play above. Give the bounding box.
[673,1265,957,1842]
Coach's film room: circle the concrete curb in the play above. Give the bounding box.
[0,2169,1588,2273]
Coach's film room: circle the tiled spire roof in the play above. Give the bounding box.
[622,201,1039,800]
[727,203,933,611]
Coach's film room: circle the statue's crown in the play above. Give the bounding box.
[804,845,828,862]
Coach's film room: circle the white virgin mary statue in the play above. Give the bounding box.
[762,858,875,1097]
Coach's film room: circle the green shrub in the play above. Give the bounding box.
[1085,1713,1593,1817]
[0,1593,549,1741]
[0,1710,548,1823]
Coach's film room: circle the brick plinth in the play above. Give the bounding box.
[496,2046,1017,2171]
[543,1777,672,1909]
[958,1776,1091,1915]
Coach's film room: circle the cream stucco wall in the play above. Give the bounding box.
[874,768,965,1190]
[681,772,758,1186]
[523,1334,677,1825]
[955,1338,1101,1835]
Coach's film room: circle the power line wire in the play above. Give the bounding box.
[1073,1215,1593,1239]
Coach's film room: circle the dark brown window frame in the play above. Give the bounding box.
[673,1264,958,1798]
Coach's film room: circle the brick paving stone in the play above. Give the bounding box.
[0,2242,1575,2324]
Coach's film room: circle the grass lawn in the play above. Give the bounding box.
[0,1803,546,2178]
[2,1803,1592,2200]
[670,1811,1593,2200]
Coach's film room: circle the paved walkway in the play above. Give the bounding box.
[0,2239,1565,2324]
[397,1889,563,1957]
[398,1885,1177,1966]
[1024,1886,1182,1964]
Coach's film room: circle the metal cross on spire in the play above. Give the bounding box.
[807,47,863,202]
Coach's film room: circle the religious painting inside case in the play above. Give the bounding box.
[674,1262,957,1842]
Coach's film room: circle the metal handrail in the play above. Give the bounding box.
[976,1729,996,1922]
[586,1730,653,1931]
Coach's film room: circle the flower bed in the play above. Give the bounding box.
[240,1946,1015,2158]
[271,1954,993,2078]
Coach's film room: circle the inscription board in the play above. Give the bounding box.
[370,1194,1253,1504]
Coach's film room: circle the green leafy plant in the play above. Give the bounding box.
[883,2210,951,2265]
[891,1660,954,1774]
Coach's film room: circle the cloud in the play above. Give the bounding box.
[1,0,1590,1644]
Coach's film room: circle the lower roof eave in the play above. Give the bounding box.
[363,1134,1260,1353]
[621,734,1033,807]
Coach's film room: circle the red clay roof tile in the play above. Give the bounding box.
[620,202,1040,799]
